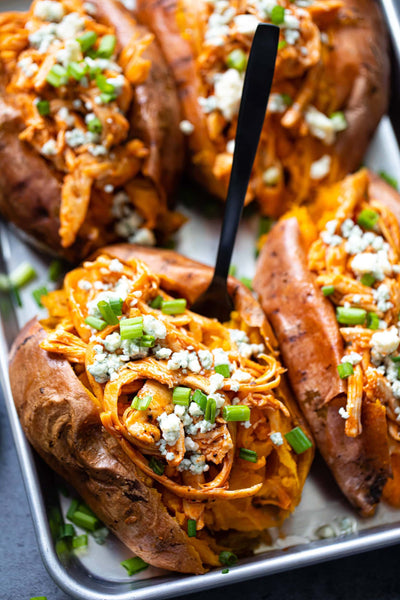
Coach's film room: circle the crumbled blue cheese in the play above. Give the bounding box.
[187,419,216,435]
[57,107,74,127]
[198,95,218,114]
[106,75,125,95]
[340,352,362,365]
[371,327,400,356]
[56,38,82,67]
[108,259,124,273]
[188,402,203,417]
[198,349,213,370]
[373,284,393,312]
[233,14,259,34]
[178,454,209,474]
[213,69,244,120]
[78,279,92,291]
[128,228,156,246]
[103,332,121,353]
[29,24,57,53]
[143,315,167,340]
[173,405,192,427]
[120,339,149,360]
[179,120,194,135]
[88,350,125,383]
[262,166,280,186]
[351,252,392,282]
[310,155,331,180]
[284,29,300,45]
[212,347,230,366]
[83,2,97,15]
[56,12,85,40]
[187,353,201,373]
[168,350,189,370]
[321,220,342,247]
[208,392,225,409]
[226,140,235,154]
[34,1,64,22]
[209,373,225,393]
[18,56,39,78]
[65,128,98,148]
[231,369,252,382]
[305,106,342,145]
[270,432,284,446]
[154,346,172,360]
[338,407,349,420]
[41,139,57,156]
[184,436,199,452]
[158,412,181,446]
[88,144,108,157]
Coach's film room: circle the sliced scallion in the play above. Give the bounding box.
[228,265,237,277]
[192,389,207,412]
[131,395,152,411]
[72,534,88,549]
[87,116,102,134]
[109,297,123,315]
[278,39,287,50]
[67,61,87,81]
[97,34,117,58]
[205,396,217,423]
[161,298,187,315]
[140,334,156,347]
[95,73,115,94]
[9,262,37,288]
[222,405,250,422]
[337,362,354,379]
[270,4,285,24]
[32,286,48,307]
[48,259,63,282]
[226,48,247,72]
[66,498,79,521]
[97,300,119,325]
[173,386,191,406]
[46,64,68,87]
[366,312,379,330]
[77,30,98,53]
[322,285,334,297]
[391,355,400,363]
[59,523,75,539]
[187,519,197,538]
[357,209,379,230]
[240,277,253,291]
[36,99,50,116]
[361,273,375,287]
[99,91,116,104]
[219,551,238,567]
[120,316,143,339]
[121,556,149,576]
[214,364,230,378]
[336,306,366,325]
[379,171,398,190]
[68,510,99,532]
[284,426,313,454]
[84,316,107,331]
[222,568,230,574]
[149,294,163,309]
[239,448,258,463]
[149,456,164,476]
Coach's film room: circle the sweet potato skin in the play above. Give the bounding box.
[253,205,392,516]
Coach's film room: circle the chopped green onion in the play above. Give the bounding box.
[77,30,98,53]
[226,48,247,72]
[278,39,287,50]
[284,427,313,454]
[219,551,238,567]
[192,389,207,412]
[87,116,102,134]
[109,297,123,315]
[259,216,274,237]
[366,312,379,330]
[66,498,79,521]
[36,99,50,116]
[49,506,63,540]
[72,534,88,549]
[140,335,156,347]
[357,209,379,230]
[30,597,48,600]
[281,93,292,106]
[240,277,253,290]
[59,523,75,539]
[161,298,187,315]
[97,34,117,58]
[361,273,376,287]
[84,316,107,331]
[330,111,347,131]
[187,519,197,537]
[229,265,237,277]
[148,456,165,476]
[10,283,22,307]
[121,556,149,576]
[9,262,37,288]
[96,73,115,93]
[46,64,68,87]
[379,171,398,190]
[48,259,63,282]
[150,294,163,309]
[322,285,335,297]
[99,91,117,104]
[391,355,400,363]
[132,395,152,411]
[222,405,250,422]
[239,448,258,463]
[222,568,230,574]
[67,61,88,81]
[337,362,354,379]
[32,286,48,307]
[173,386,191,406]
[97,300,119,325]
[92,527,109,545]
[205,397,217,423]
[68,510,99,532]
[76,503,97,518]
[120,316,143,339]
[55,538,70,560]
[336,306,366,325]
[214,364,230,378]
[270,4,285,24]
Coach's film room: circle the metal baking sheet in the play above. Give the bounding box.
[1,1,400,598]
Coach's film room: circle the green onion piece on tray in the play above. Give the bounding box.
[131,395,152,411]
[84,316,107,331]
[9,262,37,288]
[30,596,48,599]
[284,426,313,454]
[366,312,379,330]
[219,551,238,567]
[149,456,164,476]
[223,405,250,422]
[239,448,258,463]
[120,316,143,339]
[161,298,187,315]
[97,300,119,325]
[187,519,197,538]
[68,510,99,532]
[173,386,191,406]
[240,277,253,290]
[336,306,366,325]
[48,259,63,282]
[322,285,334,297]
[361,273,375,287]
[66,498,79,521]
[46,64,68,87]
[77,30,98,53]
[379,171,398,190]
[337,362,354,379]
[36,99,50,116]
[357,209,379,230]
[67,61,87,81]
[97,34,116,58]
[214,364,230,378]
[226,48,247,72]
[72,534,88,549]
[205,397,217,423]
[192,389,207,412]
[121,556,149,576]
[32,286,48,308]
[150,295,163,309]
[270,4,285,24]
[59,523,75,539]
[222,568,230,574]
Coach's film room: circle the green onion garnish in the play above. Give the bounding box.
[140,334,156,347]
[214,364,230,378]
[84,316,107,331]
[120,316,143,339]
[30,597,48,599]
[109,297,123,316]
[240,277,253,291]
[391,355,400,363]
[10,283,22,307]
[366,312,379,330]
[99,91,117,104]
[192,389,207,412]
[36,99,50,116]
[270,4,285,24]
[68,510,99,532]
[322,285,335,297]
[357,209,379,230]
[229,264,237,277]
[92,527,109,545]
[77,30,98,53]
[281,93,292,106]
[149,456,165,476]
[97,300,119,325]
[330,111,347,130]
[284,426,313,454]
[66,498,79,520]
[336,306,366,325]
[121,556,149,576]
[95,73,115,94]
[48,259,63,282]
[76,503,97,518]
[67,61,87,81]
[72,534,88,549]
[32,286,48,307]
[46,64,68,88]
[173,386,191,406]
[226,48,247,72]
[239,448,258,463]
[222,405,250,422]
[59,523,75,539]
[187,519,197,538]
[87,116,102,134]
[219,551,238,567]
[278,39,287,50]
[361,273,375,287]
[337,362,354,379]
[379,171,398,190]
[150,295,163,309]
[205,397,217,423]
[222,568,230,574]
[48,505,63,540]
[9,262,37,288]
[259,216,274,237]
[131,395,152,411]
[161,298,187,315]
[55,538,69,560]
[97,34,117,58]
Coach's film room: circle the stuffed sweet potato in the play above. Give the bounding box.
[254,169,400,516]
[136,0,389,217]
[0,0,184,261]
[9,246,313,573]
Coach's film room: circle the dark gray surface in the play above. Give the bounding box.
[1,390,400,600]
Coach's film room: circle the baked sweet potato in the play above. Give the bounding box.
[254,169,400,516]
[10,245,313,573]
[136,0,389,217]
[0,0,184,261]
